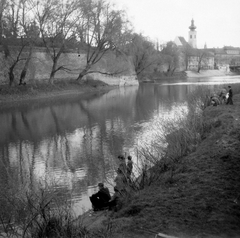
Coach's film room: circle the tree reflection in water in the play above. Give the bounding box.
[1,80,240,221]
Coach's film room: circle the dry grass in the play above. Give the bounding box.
[109,90,240,238]
[0,79,112,109]
[1,84,240,237]
[0,183,91,238]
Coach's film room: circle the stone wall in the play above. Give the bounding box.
[0,46,138,86]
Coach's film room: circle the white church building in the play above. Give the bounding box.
[174,19,214,71]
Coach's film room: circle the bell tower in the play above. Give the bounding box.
[188,19,197,48]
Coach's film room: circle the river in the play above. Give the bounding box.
[0,75,240,217]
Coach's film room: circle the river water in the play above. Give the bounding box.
[0,75,240,217]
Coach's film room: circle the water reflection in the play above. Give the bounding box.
[1,78,240,216]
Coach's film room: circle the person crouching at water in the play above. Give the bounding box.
[107,186,121,211]
[89,183,111,211]
[219,88,227,104]
[210,95,220,106]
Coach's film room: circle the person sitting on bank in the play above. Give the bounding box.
[89,183,111,211]
[107,186,121,211]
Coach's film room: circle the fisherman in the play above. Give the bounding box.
[114,168,128,194]
[126,155,133,179]
[219,88,227,104]
[226,85,233,105]
[89,183,111,211]
[210,94,220,106]
[117,155,127,175]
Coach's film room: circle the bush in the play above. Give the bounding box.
[127,87,210,191]
[0,184,89,238]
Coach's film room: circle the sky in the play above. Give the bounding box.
[111,0,240,49]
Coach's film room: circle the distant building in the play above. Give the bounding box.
[206,46,240,69]
[174,36,188,47]
[174,19,214,71]
[187,49,214,70]
[188,19,197,48]
[173,19,240,72]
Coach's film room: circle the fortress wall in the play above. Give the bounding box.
[28,51,85,81]
[0,47,138,86]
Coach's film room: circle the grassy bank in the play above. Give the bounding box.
[69,88,240,238]
[1,84,240,238]
[107,93,240,238]
[0,79,116,109]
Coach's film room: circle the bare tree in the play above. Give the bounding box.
[196,49,207,73]
[0,0,8,44]
[2,0,31,86]
[2,0,24,40]
[161,41,180,76]
[29,0,80,84]
[18,0,39,84]
[75,0,129,80]
[182,43,193,70]
[3,40,28,86]
[125,33,159,78]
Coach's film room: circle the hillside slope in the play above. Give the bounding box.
[87,95,240,238]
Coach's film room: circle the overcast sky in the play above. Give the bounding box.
[111,0,240,49]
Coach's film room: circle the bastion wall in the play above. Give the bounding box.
[0,46,138,86]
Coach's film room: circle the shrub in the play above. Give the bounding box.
[0,184,89,238]
[128,87,210,191]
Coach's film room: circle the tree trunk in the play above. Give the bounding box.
[0,13,3,45]
[19,69,27,85]
[197,63,201,73]
[9,66,15,86]
[77,70,87,81]
[171,68,176,76]
[19,47,32,85]
[185,58,188,70]
[76,65,91,81]
[49,72,55,85]
[49,61,57,84]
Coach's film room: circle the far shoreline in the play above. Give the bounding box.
[186,69,237,78]
[1,72,240,110]
[0,82,118,110]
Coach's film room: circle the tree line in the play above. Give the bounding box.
[0,0,184,86]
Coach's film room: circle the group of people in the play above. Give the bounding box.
[89,155,133,212]
[211,85,233,106]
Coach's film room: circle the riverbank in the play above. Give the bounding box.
[78,94,240,238]
[1,80,240,238]
[186,70,236,78]
[0,79,117,109]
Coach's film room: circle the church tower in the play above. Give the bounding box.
[188,19,197,48]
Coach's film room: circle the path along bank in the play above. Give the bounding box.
[77,94,240,238]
